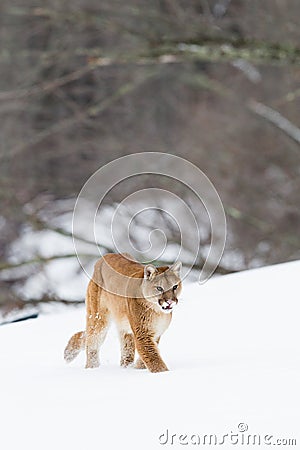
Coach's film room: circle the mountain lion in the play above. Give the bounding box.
[64,253,182,373]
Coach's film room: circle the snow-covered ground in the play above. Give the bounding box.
[1,261,299,450]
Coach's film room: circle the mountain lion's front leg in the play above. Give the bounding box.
[135,336,161,370]
[134,334,168,373]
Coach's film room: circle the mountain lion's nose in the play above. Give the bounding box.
[165,299,176,305]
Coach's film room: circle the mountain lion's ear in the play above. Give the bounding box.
[144,264,157,280]
[170,261,182,277]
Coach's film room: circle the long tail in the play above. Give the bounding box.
[64,331,86,363]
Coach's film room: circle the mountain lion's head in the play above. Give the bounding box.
[141,261,182,314]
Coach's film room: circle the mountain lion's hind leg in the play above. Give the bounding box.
[85,281,110,369]
[119,331,135,368]
[85,308,110,369]
[135,357,146,369]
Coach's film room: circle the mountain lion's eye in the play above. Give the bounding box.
[156,286,163,292]
[173,285,178,290]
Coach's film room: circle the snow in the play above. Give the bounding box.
[1,261,299,449]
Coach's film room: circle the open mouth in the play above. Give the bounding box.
[160,300,175,311]
[162,304,173,311]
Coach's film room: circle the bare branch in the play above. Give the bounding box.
[0,253,94,271]
[25,212,115,252]
[248,100,300,146]
[4,69,158,161]
[0,63,103,102]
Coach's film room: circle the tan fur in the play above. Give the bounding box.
[64,253,182,373]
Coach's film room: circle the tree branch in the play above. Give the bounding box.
[4,69,158,161]
[0,253,95,271]
[248,100,300,146]
[0,63,102,102]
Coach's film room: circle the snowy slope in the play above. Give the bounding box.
[1,261,299,450]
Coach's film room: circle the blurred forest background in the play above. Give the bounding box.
[0,0,300,319]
